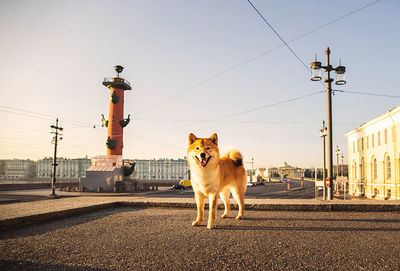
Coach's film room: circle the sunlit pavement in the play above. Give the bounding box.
[0,180,399,270]
[1,207,399,270]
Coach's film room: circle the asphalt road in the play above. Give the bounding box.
[154,179,328,199]
[0,180,353,204]
[1,207,399,270]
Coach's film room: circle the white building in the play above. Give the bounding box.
[133,158,188,182]
[268,162,304,179]
[0,159,37,179]
[345,105,400,200]
[37,157,90,179]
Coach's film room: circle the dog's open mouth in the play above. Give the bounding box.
[195,155,211,167]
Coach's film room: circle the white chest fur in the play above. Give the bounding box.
[190,168,220,196]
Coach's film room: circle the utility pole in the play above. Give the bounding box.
[50,118,63,197]
[311,47,346,200]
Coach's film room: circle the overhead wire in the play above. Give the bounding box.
[0,104,184,151]
[135,0,382,114]
[334,90,400,98]
[247,0,310,72]
[144,90,324,138]
[0,1,386,155]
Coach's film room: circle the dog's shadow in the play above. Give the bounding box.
[211,216,400,232]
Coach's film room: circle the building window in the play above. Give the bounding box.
[353,141,355,153]
[353,162,357,180]
[384,129,388,144]
[392,126,395,142]
[372,134,374,148]
[366,136,369,149]
[360,158,365,181]
[378,132,381,146]
[385,156,391,180]
[373,158,377,181]
[361,138,364,151]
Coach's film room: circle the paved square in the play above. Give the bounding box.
[1,208,399,270]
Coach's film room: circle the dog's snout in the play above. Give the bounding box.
[200,152,206,159]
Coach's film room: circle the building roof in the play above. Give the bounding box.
[345,104,400,137]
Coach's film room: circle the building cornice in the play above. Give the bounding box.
[345,104,400,137]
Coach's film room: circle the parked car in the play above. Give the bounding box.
[179,179,191,187]
[171,184,187,190]
[247,182,256,187]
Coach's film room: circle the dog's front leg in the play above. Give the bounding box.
[207,193,218,229]
[192,191,204,226]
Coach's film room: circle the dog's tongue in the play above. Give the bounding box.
[200,158,207,166]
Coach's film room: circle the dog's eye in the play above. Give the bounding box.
[195,147,200,150]
[206,147,211,150]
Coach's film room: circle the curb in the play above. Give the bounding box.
[0,202,118,232]
[1,201,399,232]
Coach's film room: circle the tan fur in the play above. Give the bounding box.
[187,133,247,229]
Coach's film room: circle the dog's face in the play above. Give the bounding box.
[187,133,219,168]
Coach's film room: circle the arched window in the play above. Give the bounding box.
[372,158,377,181]
[360,158,365,181]
[385,156,391,180]
[353,161,357,180]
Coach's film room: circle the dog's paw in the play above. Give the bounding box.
[207,223,216,229]
[192,220,202,226]
[235,214,243,220]
[221,213,229,219]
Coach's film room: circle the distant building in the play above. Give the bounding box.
[269,162,304,179]
[255,168,267,181]
[0,160,5,178]
[133,158,188,182]
[37,157,90,179]
[0,159,37,179]
[303,166,348,180]
[345,105,400,200]
[268,167,279,177]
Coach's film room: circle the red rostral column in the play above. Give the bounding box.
[102,65,131,156]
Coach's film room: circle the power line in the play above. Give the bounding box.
[0,108,55,122]
[247,0,310,72]
[334,90,400,98]
[135,0,382,114]
[0,105,183,151]
[147,90,324,137]
[209,91,323,121]
[0,105,99,127]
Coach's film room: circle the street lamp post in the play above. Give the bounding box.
[336,145,340,194]
[341,153,344,176]
[311,47,346,200]
[320,120,327,200]
[336,145,340,179]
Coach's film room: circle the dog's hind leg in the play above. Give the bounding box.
[232,187,245,220]
[192,191,205,226]
[219,190,230,218]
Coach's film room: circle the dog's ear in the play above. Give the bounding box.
[209,133,218,145]
[189,133,198,145]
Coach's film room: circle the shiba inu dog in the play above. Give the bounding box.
[187,133,247,229]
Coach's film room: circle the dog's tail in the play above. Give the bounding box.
[224,150,243,166]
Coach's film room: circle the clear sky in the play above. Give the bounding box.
[0,0,399,169]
